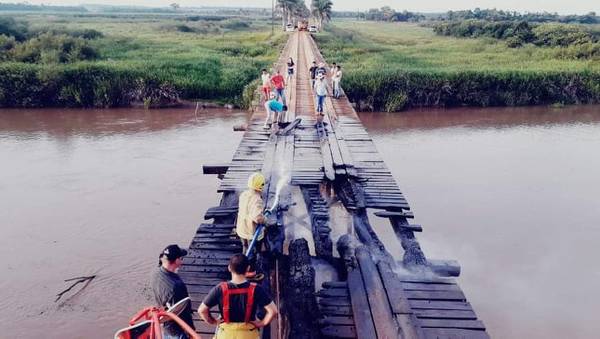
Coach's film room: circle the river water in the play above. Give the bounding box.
[1,105,599,338]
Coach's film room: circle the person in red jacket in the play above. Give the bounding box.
[270,69,286,106]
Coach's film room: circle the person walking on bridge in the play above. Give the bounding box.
[313,73,327,114]
[236,172,267,278]
[151,244,196,339]
[309,61,318,88]
[286,57,295,82]
[317,62,327,77]
[198,254,278,339]
[270,69,287,106]
[260,69,271,102]
[332,65,343,99]
[329,62,337,80]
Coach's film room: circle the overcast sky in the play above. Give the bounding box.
[3,1,598,15]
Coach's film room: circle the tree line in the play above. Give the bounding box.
[433,20,600,59]
[444,8,598,24]
[332,7,598,24]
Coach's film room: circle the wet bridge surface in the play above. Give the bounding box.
[181,32,489,339]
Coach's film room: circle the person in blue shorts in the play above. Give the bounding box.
[263,92,286,129]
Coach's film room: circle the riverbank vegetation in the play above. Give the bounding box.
[333,7,599,25]
[316,20,600,111]
[0,13,284,108]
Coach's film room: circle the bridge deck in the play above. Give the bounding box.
[181,32,489,339]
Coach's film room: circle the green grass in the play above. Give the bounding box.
[315,20,599,110]
[0,14,285,107]
[323,21,599,71]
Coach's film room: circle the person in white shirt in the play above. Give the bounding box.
[313,73,327,114]
[260,69,271,102]
[330,62,337,80]
[332,65,343,99]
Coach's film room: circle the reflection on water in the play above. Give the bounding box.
[1,105,599,338]
[0,107,247,339]
[361,105,600,339]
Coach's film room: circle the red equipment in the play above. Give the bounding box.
[220,281,257,323]
[115,306,200,339]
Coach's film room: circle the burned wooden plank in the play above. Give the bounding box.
[321,325,357,338]
[374,210,415,219]
[405,290,466,301]
[402,282,460,292]
[409,300,474,311]
[322,281,348,289]
[204,206,238,219]
[415,309,477,320]
[320,316,355,326]
[202,164,229,175]
[422,328,490,339]
[320,305,353,316]
[419,319,486,330]
[317,288,349,298]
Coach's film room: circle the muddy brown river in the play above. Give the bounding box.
[1,105,599,338]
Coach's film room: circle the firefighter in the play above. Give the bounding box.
[236,172,267,279]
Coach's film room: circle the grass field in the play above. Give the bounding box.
[317,20,600,110]
[0,14,285,107]
[325,21,599,71]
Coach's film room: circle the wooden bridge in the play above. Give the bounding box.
[180,32,489,339]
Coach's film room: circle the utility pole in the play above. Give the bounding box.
[271,0,274,36]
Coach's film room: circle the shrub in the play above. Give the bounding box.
[0,17,28,41]
[71,28,104,40]
[433,20,597,49]
[0,63,185,108]
[10,33,98,64]
[533,24,595,47]
[0,34,16,59]
[175,24,195,33]
[342,69,600,111]
[221,19,251,30]
[384,92,408,112]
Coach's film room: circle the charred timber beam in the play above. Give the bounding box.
[374,211,427,268]
[351,208,395,265]
[233,124,247,131]
[202,164,229,175]
[301,186,333,258]
[286,239,321,339]
[428,259,461,277]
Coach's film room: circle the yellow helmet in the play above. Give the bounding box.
[247,172,266,191]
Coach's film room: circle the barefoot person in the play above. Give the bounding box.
[332,65,343,99]
[198,254,278,339]
[263,92,285,129]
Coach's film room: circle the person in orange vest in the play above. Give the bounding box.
[198,254,278,339]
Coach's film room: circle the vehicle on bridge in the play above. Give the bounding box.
[298,19,308,31]
[286,23,294,32]
[308,25,318,33]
